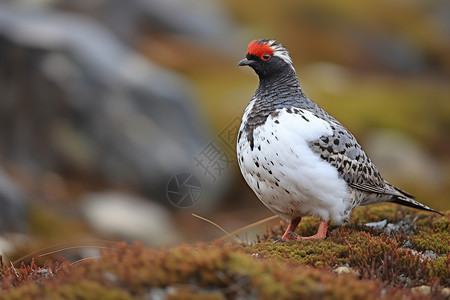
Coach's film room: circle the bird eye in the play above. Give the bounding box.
[262,53,271,60]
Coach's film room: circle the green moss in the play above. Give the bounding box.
[410,213,450,255]
[410,232,449,255]
[246,209,449,288]
[167,292,225,300]
[225,251,387,300]
[429,255,449,280]
[1,209,448,299]
[429,213,450,233]
[414,213,437,228]
[350,203,401,224]
[28,205,87,241]
[0,243,417,300]
[2,281,135,300]
[244,239,348,266]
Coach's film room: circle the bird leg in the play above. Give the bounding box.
[280,218,328,241]
[280,217,302,241]
[297,219,328,240]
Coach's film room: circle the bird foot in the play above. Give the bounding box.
[269,236,286,243]
[287,231,300,238]
[280,219,329,241]
[294,233,326,240]
[270,231,303,242]
[270,229,327,242]
[280,231,326,241]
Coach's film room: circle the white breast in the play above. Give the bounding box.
[237,106,351,225]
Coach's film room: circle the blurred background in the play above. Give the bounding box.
[0,0,449,259]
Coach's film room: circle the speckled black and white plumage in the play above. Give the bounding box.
[237,39,441,234]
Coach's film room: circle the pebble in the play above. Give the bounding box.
[411,285,431,295]
[333,266,352,275]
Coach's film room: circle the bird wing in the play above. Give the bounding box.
[306,113,444,215]
[308,120,395,197]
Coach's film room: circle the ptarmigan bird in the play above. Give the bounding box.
[237,39,442,241]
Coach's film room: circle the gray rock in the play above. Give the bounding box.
[363,130,443,189]
[104,0,240,52]
[383,215,417,236]
[0,5,210,199]
[81,192,180,246]
[421,250,439,261]
[442,287,450,298]
[362,215,419,236]
[333,266,353,275]
[411,285,431,295]
[0,233,30,258]
[4,0,241,55]
[401,240,413,249]
[364,219,387,230]
[365,34,426,73]
[0,167,27,231]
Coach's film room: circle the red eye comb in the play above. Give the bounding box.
[247,40,274,57]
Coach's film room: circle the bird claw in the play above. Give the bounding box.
[269,236,286,243]
[287,231,300,238]
[269,231,301,243]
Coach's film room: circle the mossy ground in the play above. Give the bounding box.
[0,204,448,300]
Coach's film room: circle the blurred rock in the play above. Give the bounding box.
[364,219,387,230]
[0,167,27,231]
[81,192,180,246]
[303,63,352,95]
[356,33,427,73]
[442,288,450,298]
[0,4,210,199]
[383,216,417,237]
[0,233,29,257]
[333,266,353,275]
[8,0,241,55]
[411,285,431,295]
[363,130,443,188]
[104,0,240,52]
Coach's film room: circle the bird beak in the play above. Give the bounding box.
[238,58,252,67]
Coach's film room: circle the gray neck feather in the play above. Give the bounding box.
[243,66,328,150]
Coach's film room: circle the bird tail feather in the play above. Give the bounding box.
[391,196,443,216]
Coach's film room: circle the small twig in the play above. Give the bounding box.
[217,215,279,241]
[10,261,19,277]
[70,256,101,266]
[192,213,280,244]
[38,246,109,258]
[13,239,117,266]
[192,213,242,243]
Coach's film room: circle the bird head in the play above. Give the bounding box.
[238,39,294,79]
